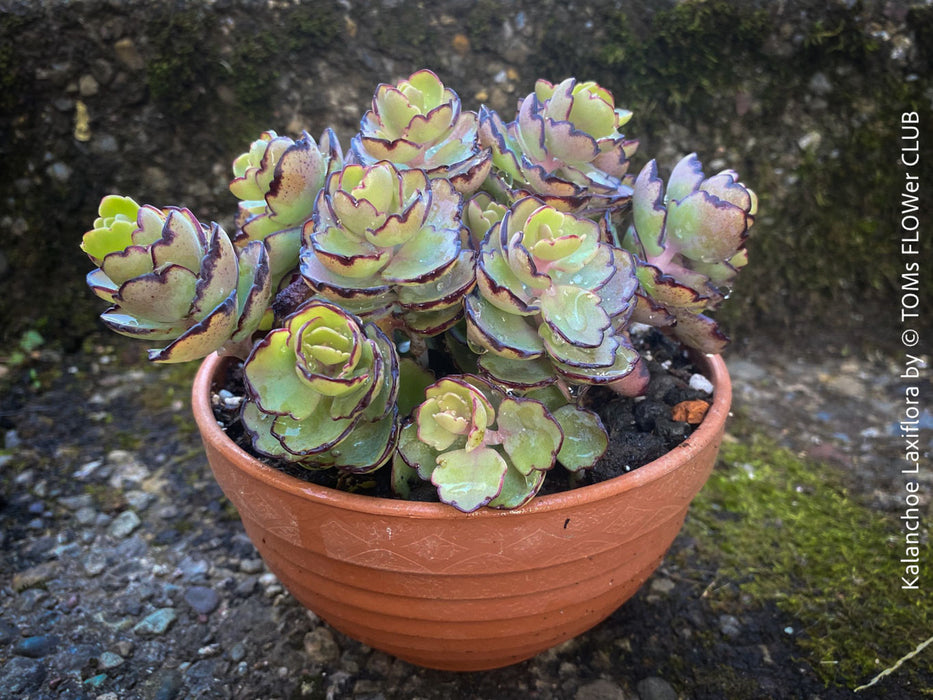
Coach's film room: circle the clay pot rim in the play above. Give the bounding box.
[192,350,731,520]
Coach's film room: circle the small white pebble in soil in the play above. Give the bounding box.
[689,373,714,394]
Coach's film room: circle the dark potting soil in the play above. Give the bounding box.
[210,329,713,501]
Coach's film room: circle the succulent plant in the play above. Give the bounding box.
[230,129,343,286]
[617,153,757,353]
[465,196,643,392]
[81,195,271,362]
[240,299,399,472]
[350,69,492,195]
[299,161,475,338]
[394,374,609,512]
[83,70,755,512]
[479,78,638,214]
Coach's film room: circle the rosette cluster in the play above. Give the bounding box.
[81,195,271,362]
[465,196,641,391]
[299,162,475,337]
[350,69,491,195]
[241,300,399,472]
[620,153,757,353]
[394,374,609,512]
[230,129,343,285]
[479,78,638,214]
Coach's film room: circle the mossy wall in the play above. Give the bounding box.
[1,0,929,353]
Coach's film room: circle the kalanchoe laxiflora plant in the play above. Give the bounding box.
[616,153,757,353]
[478,78,638,214]
[81,70,756,512]
[81,195,271,362]
[230,129,344,287]
[241,299,399,471]
[350,69,492,194]
[299,161,475,338]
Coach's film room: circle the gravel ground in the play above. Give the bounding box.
[0,335,929,699]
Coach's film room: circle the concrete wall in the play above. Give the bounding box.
[1,0,930,353]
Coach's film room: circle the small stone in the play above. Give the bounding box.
[797,130,822,151]
[197,643,221,658]
[113,38,145,70]
[108,510,141,539]
[636,677,677,700]
[139,668,184,700]
[574,679,627,700]
[83,551,107,577]
[75,506,97,525]
[452,33,470,54]
[258,572,278,587]
[719,614,741,638]
[107,450,150,488]
[79,74,99,96]
[74,459,103,480]
[133,608,177,636]
[59,494,94,510]
[176,556,209,580]
[303,627,340,664]
[47,162,72,183]
[234,577,256,597]
[0,619,19,645]
[125,490,153,511]
[12,634,58,659]
[98,651,124,669]
[90,133,119,155]
[649,577,675,595]
[239,558,264,574]
[229,641,247,663]
[12,562,57,591]
[84,673,108,689]
[671,400,709,425]
[688,373,714,395]
[184,586,220,615]
[0,656,46,695]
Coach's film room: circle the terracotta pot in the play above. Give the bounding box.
[192,351,731,672]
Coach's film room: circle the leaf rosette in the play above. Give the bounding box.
[299,161,475,338]
[619,153,757,353]
[479,78,638,214]
[351,69,492,195]
[241,299,399,472]
[81,195,271,362]
[395,375,564,512]
[231,129,343,286]
[465,197,642,391]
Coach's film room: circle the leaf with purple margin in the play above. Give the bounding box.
[667,152,705,203]
[497,398,562,476]
[666,191,749,264]
[539,285,609,348]
[631,160,667,257]
[116,264,197,322]
[465,293,544,359]
[147,292,239,363]
[244,329,322,420]
[552,405,607,472]
[487,466,546,509]
[432,446,507,513]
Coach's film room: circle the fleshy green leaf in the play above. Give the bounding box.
[552,405,608,472]
[496,398,562,475]
[432,446,507,512]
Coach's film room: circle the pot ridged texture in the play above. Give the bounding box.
[193,352,730,671]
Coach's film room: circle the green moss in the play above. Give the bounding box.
[688,434,932,686]
[599,0,769,115]
[146,6,222,116]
